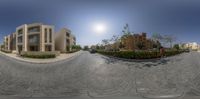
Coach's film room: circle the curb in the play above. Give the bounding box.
[0,51,82,64]
[104,55,161,62]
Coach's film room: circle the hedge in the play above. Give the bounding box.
[1,49,12,53]
[97,50,185,59]
[20,51,58,59]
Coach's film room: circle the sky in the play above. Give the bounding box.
[0,0,200,46]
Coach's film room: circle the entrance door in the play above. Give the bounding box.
[29,45,39,51]
[45,45,52,51]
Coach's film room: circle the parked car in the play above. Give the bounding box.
[90,49,97,54]
[184,49,190,53]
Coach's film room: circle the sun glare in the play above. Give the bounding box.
[93,23,106,34]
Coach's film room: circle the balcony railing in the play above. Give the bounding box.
[28,35,39,45]
[28,26,40,33]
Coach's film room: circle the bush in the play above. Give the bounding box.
[21,51,57,59]
[97,50,184,59]
[164,50,184,57]
[1,49,12,53]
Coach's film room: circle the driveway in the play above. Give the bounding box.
[0,51,200,99]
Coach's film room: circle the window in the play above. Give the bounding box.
[49,29,52,43]
[18,29,23,35]
[66,39,70,45]
[45,29,47,43]
[28,26,40,33]
[18,36,22,43]
[28,34,39,44]
[66,32,70,37]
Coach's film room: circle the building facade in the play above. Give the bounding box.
[55,28,76,52]
[15,23,55,53]
[4,35,11,51]
[181,42,199,51]
[3,33,17,52]
[3,23,77,54]
[120,33,159,51]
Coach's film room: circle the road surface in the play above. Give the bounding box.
[0,51,200,99]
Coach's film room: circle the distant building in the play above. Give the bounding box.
[3,33,17,52]
[120,32,160,51]
[4,35,10,51]
[181,42,199,50]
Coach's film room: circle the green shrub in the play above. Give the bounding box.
[21,51,57,59]
[1,49,12,53]
[97,50,184,59]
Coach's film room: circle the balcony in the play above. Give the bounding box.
[28,26,40,34]
[28,34,39,45]
[66,32,70,37]
[17,36,23,43]
[66,39,70,45]
[18,29,23,35]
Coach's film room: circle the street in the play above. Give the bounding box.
[0,51,200,98]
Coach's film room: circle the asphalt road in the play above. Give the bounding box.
[0,51,200,99]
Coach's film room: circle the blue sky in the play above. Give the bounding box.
[1,0,200,46]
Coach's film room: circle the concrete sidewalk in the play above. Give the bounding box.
[0,51,82,64]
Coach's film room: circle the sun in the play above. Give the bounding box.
[93,23,106,34]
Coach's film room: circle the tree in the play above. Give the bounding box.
[122,24,131,35]
[110,35,119,43]
[152,33,176,48]
[102,39,109,45]
[163,35,176,48]
[173,44,180,50]
[121,24,132,39]
[71,45,82,51]
[110,35,121,51]
[152,33,163,42]
[137,42,145,50]
[152,43,158,49]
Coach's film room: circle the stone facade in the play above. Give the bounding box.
[55,28,76,52]
[15,23,55,53]
[3,23,76,54]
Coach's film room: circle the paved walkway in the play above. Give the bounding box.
[0,51,82,64]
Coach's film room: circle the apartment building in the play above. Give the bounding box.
[3,33,17,52]
[181,42,199,51]
[55,28,76,52]
[121,33,159,50]
[10,33,17,51]
[3,23,77,54]
[4,35,11,51]
[16,23,55,53]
